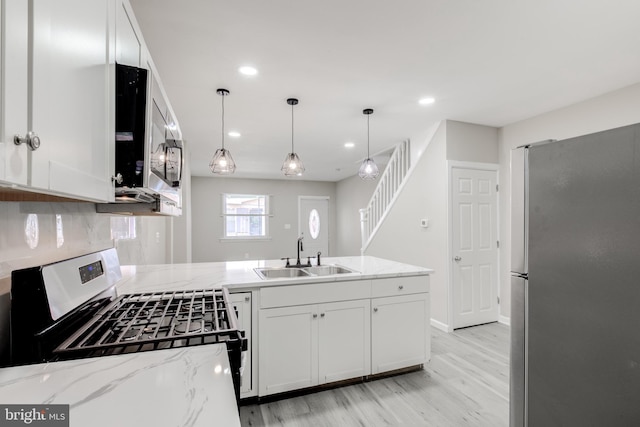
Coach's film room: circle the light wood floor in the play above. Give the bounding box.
[240,322,509,427]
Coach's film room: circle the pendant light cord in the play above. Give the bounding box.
[221,94,225,150]
[291,103,294,153]
[367,113,370,158]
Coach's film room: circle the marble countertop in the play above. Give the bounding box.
[117,255,433,294]
[0,344,240,427]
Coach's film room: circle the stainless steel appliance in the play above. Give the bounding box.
[9,249,246,400]
[102,63,183,216]
[510,123,640,426]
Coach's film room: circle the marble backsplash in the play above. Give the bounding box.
[0,201,172,366]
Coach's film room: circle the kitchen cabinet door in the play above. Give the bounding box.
[229,292,254,398]
[0,0,28,186]
[115,0,142,67]
[318,299,371,383]
[28,0,114,201]
[371,293,430,374]
[259,304,319,396]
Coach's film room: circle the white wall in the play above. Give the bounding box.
[365,120,499,329]
[191,177,337,262]
[171,142,192,263]
[365,121,450,324]
[335,174,377,256]
[447,120,500,163]
[113,216,172,264]
[498,82,640,321]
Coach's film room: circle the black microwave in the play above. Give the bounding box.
[115,63,182,200]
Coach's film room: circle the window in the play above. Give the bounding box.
[222,194,270,238]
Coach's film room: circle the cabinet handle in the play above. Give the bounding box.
[320,313,325,317]
[14,131,41,151]
[313,313,318,318]
[244,296,250,302]
[398,285,404,290]
[373,307,378,312]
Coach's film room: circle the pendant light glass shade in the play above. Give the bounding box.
[282,98,305,176]
[281,152,305,176]
[358,157,379,179]
[359,108,379,180]
[210,88,236,174]
[210,148,236,174]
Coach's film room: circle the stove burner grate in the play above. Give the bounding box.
[53,288,239,356]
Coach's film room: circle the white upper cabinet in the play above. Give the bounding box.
[1,0,114,201]
[115,0,142,67]
[29,0,114,201]
[0,0,29,186]
[0,0,181,202]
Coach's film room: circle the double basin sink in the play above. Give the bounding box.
[254,264,357,280]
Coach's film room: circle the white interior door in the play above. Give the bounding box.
[451,166,499,329]
[298,196,329,259]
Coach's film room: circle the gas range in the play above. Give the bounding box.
[9,249,245,400]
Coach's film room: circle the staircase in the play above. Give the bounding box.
[359,139,411,252]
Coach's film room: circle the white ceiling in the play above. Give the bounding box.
[130,0,640,182]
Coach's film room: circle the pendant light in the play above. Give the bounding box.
[209,88,236,174]
[358,108,379,180]
[281,98,305,176]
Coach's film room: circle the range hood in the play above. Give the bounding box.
[96,191,181,217]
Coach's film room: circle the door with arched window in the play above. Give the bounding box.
[298,196,329,260]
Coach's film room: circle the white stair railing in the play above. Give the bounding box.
[360,139,410,252]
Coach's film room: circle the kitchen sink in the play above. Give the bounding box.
[254,267,311,280]
[254,264,357,280]
[303,265,356,276]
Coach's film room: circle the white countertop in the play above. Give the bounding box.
[117,255,432,294]
[0,344,240,427]
[0,255,430,426]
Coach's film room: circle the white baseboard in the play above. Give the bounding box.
[430,318,452,333]
[499,315,511,326]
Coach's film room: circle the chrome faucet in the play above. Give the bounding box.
[296,237,304,266]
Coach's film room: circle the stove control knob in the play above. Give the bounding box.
[313,313,318,318]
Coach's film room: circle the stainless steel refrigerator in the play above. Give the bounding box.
[510,123,640,427]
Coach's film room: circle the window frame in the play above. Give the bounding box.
[220,193,272,241]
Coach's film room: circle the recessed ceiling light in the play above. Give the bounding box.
[228,131,241,138]
[344,142,355,148]
[418,97,435,105]
[238,66,258,76]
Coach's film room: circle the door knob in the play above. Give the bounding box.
[454,256,462,262]
[14,131,41,151]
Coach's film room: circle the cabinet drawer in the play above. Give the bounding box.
[260,280,371,308]
[371,276,429,298]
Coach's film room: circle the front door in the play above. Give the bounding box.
[298,196,329,260]
[451,166,499,329]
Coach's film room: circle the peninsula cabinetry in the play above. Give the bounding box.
[229,292,254,398]
[371,276,430,374]
[257,275,429,397]
[258,280,371,396]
